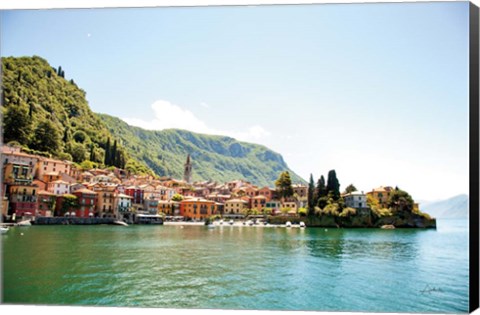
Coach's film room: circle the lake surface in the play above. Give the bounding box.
[1,219,469,313]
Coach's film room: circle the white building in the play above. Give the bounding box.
[344,191,367,209]
[47,180,70,195]
[117,193,132,213]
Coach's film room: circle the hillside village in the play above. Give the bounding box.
[1,144,425,226]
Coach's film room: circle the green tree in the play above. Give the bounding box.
[344,184,357,194]
[31,120,61,154]
[73,130,88,143]
[171,194,184,202]
[298,207,308,216]
[70,142,87,163]
[2,104,32,145]
[275,171,294,199]
[307,174,315,216]
[60,194,78,215]
[56,152,72,161]
[80,160,94,170]
[326,170,340,200]
[387,188,414,213]
[315,175,327,205]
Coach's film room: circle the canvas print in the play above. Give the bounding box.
[0,1,476,313]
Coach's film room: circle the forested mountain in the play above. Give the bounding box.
[1,56,153,173]
[99,114,306,186]
[2,56,305,186]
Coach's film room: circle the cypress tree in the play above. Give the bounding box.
[104,138,111,165]
[307,174,315,216]
[326,170,341,200]
[112,140,117,166]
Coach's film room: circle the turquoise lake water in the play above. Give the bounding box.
[1,219,469,312]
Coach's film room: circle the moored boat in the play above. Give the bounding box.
[0,226,9,234]
[285,221,292,228]
[17,220,32,227]
[299,221,306,228]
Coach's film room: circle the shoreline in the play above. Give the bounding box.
[163,221,305,228]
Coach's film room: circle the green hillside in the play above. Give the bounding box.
[1,55,305,186]
[2,56,133,168]
[98,114,306,186]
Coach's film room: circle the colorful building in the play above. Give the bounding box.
[3,162,34,185]
[93,184,117,218]
[125,186,145,205]
[116,193,132,214]
[7,184,38,217]
[180,198,217,220]
[47,180,70,195]
[224,199,248,217]
[72,188,97,218]
[367,186,394,208]
[36,157,72,179]
[251,195,267,211]
[37,190,56,217]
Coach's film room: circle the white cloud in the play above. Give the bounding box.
[200,102,210,109]
[122,100,271,144]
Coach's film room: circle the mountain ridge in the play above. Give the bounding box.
[98,113,306,187]
[420,194,468,219]
[1,55,305,187]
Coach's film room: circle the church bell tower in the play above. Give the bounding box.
[183,154,192,183]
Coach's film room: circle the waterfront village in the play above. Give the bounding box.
[1,144,423,226]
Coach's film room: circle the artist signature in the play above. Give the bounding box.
[420,284,444,295]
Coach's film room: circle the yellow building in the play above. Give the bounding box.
[224,199,248,216]
[367,186,394,208]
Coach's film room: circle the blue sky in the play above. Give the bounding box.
[0,1,470,201]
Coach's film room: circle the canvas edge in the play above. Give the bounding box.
[470,1,480,313]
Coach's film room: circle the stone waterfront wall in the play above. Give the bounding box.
[34,217,116,225]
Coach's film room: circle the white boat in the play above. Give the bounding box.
[113,220,129,227]
[219,220,224,225]
[285,221,292,228]
[0,227,9,235]
[17,220,32,226]
[248,220,254,226]
[299,221,306,228]
[229,220,234,225]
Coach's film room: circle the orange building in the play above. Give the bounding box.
[36,157,72,179]
[251,195,267,211]
[180,198,217,220]
[93,184,117,218]
[258,187,275,202]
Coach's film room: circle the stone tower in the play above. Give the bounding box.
[183,154,192,183]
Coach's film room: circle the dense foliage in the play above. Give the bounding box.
[1,56,136,171]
